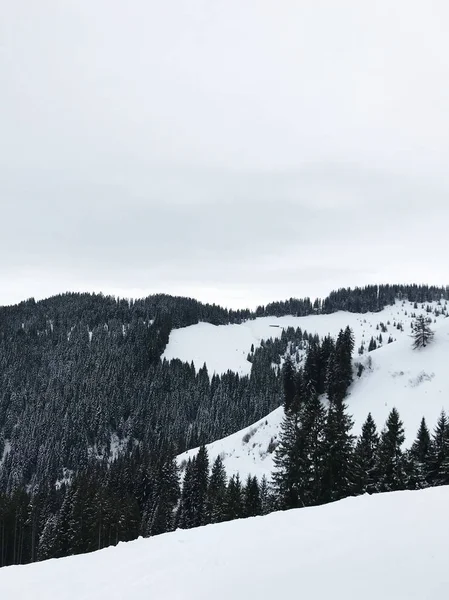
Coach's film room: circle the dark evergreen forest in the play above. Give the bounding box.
[0,283,448,567]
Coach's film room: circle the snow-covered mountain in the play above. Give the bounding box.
[2,486,448,599]
[173,300,449,480]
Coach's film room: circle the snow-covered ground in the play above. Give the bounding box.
[163,300,446,376]
[2,486,449,599]
[175,301,449,480]
[177,407,284,480]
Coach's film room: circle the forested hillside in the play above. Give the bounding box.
[0,293,280,493]
[0,284,448,567]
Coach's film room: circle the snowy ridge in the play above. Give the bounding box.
[175,301,449,480]
[2,486,449,599]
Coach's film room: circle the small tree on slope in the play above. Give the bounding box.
[411,315,434,349]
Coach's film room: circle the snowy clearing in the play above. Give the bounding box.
[163,300,446,376]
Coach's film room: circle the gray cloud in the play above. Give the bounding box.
[1,2,449,307]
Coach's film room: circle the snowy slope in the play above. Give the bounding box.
[177,406,284,481]
[2,486,449,600]
[163,300,445,376]
[175,302,449,480]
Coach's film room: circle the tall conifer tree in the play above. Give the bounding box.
[352,413,379,495]
[377,408,407,492]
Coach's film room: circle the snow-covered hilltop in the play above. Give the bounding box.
[2,486,448,600]
[174,300,449,480]
[164,300,446,376]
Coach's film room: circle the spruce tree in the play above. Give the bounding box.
[146,457,180,536]
[341,326,355,389]
[317,336,335,395]
[178,447,210,530]
[292,368,305,414]
[320,399,354,503]
[177,458,196,529]
[259,475,274,515]
[206,455,227,524]
[192,445,209,528]
[243,476,262,517]
[282,355,296,412]
[273,353,305,509]
[326,328,354,403]
[272,408,302,509]
[37,514,60,561]
[377,408,407,492]
[409,417,431,488]
[428,411,449,486]
[411,315,434,348]
[296,391,326,506]
[352,413,379,495]
[224,474,243,521]
[303,341,320,394]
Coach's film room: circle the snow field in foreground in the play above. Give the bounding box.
[1,486,448,600]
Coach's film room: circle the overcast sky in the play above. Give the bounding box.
[1,1,449,309]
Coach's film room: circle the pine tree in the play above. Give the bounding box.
[272,409,302,509]
[243,476,262,517]
[192,445,209,528]
[177,458,196,529]
[377,408,407,492]
[37,514,60,561]
[411,315,434,348]
[292,368,305,414]
[224,474,243,521]
[326,328,354,403]
[320,399,354,503]
[296,391,326,506]
[282,355,296,412]
[206,455,227,524]
[352,413,379,495]
[341,326,355,389]
[317,336,335,395]
[368,337,377,352]
[259,475,274,515]
[146,457,180,536]
[409,417,431,488]
[428,411,449,486]
[304,341,320,394]
[177,446,209,530]
[273,351,305,509]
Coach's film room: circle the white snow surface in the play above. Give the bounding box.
[2,486,449,599]
[177,407,284,481]
[175,301,449,480]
